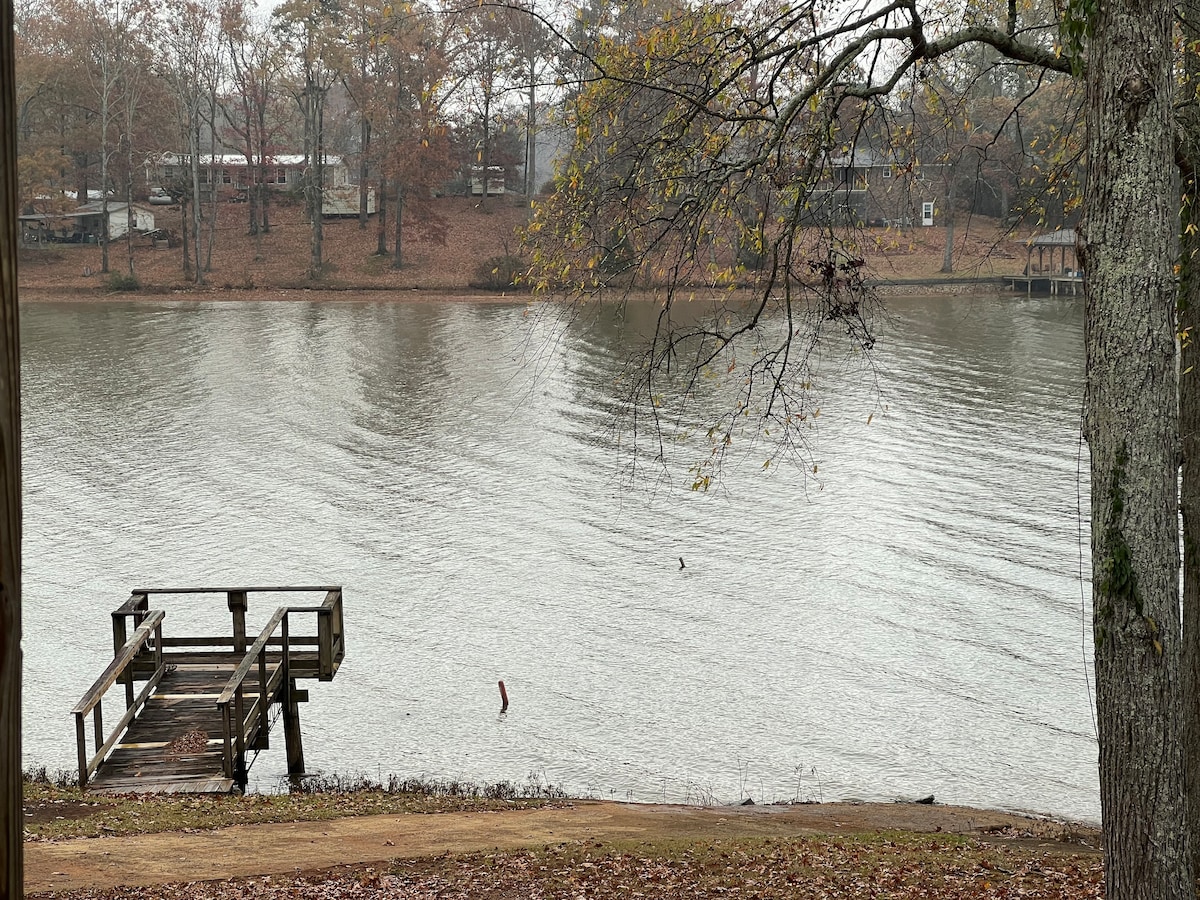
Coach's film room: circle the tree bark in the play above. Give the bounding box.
[1177,0,1200,875]
[376,176,388,256]
[1080,0,1193,895]
[359,117,370,230]
[1180,187,1200,882]
[0,0,23,894]
[940,172,955,274]
[392,186,403,269]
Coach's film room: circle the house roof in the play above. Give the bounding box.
[1027,228,1077,247]
[21,202,153,222]
[74,201,154,215]
[151,153,343,168]
[829,148,893,168]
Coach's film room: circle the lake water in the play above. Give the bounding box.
[19,293,1098,822]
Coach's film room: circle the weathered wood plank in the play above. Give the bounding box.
[132,586,339,595]
[90,777,236,794]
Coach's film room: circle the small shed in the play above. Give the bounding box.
[1025,228,1078,275]
[19,202,156,245]
[73,201,155,241]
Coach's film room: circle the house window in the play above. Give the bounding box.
[277,167,287,184]
[198,169,209,184]
[882,166,892,179]
[222,170,232,184]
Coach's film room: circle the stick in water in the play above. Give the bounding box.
[498,680,509,712]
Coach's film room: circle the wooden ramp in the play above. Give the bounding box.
[87,654,243,793]
[73,588,344,794]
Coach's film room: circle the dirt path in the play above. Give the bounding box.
[25,801,1099,894]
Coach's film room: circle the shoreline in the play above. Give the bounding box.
[17,276,1033,306]
[24,798,1102,893]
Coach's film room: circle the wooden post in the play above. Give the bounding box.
[282,679,305,777]
[91,704,102,756]
[111,611,127,657]
[112,613,130,708]
[317,607,331,679]
[227,590,247,653]
[255,650,269,750]
[115,593,146,708]
[0,0,23,889]
[220,707,234,780]
[75,715,88,788]
[280,614,304,776]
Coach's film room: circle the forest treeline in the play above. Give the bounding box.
[13,0,1082,284]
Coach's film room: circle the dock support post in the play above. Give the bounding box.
[113,592,147,708]
[227,590,248,653]
[283,678,305,776]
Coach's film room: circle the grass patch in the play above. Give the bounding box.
[23,770,568,842]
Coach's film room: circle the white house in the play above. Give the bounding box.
[19,201,154,244]
[73,201,155,240]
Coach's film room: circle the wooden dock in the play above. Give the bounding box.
[1003,274,1084,296]
[72,586,345,794]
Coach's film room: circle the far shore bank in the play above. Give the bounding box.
[17,276,1032,306]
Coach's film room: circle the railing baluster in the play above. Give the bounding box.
[257,644,268,747]
[220,704,233,779]
[282,613,290,682]
[153,620,163,672]
[234,684,245,766]
[318,607,330,678]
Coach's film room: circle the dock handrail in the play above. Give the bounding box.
[217,607,290,782]
[72,609,166,787]
[119,587,344,676]
[215,589,345,781]
[285,589,345,680]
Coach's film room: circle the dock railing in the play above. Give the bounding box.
[215,589,344,780]
[217,606,291,782]
[75,586,345,790]
[288,588,345,681]
[71,610,166,787]
[115,586,344,678]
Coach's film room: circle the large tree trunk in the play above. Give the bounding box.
[99,83,110,275]
[1180,191,1200,881]
[940,173,955,274]
[526,76,536,199]
[1178,0,1200,875]
[1080,0,1193,896]
[359,117,370,230]
[246,152,259,237]
[376,176,388,256]
[0,0,24,893]
[391,187,403,269]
